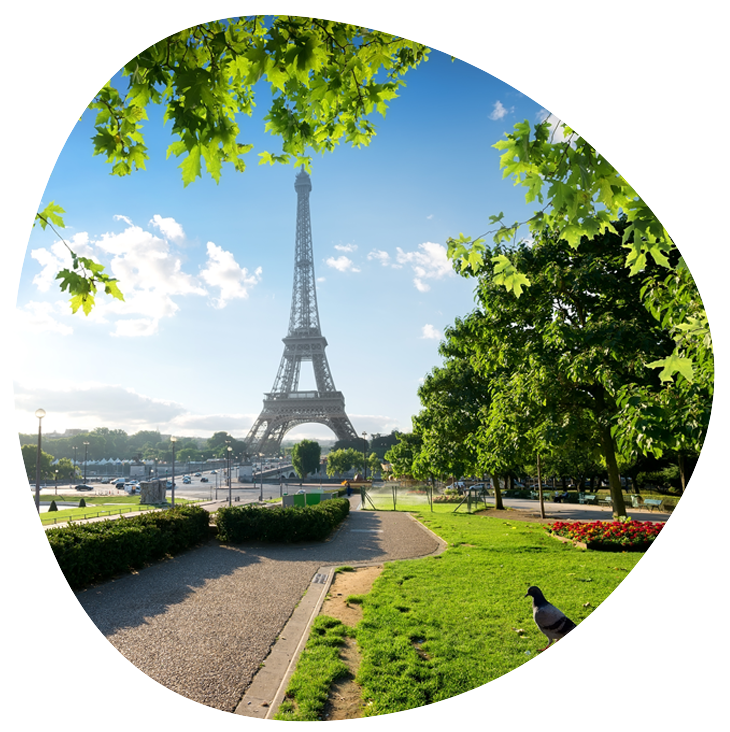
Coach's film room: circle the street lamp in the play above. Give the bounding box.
[227,446,233,506]
[259,454,264,502]
[171,436,177,508]
[362,431,368,483]
[54,469,59,495]
[34,408,46,513]
[83,441,89,485]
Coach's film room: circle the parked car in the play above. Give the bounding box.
[182,477,191,484]
[194,472,202,477]
[74,484,94,491]
[100,477,110,484]
[112,479,126,488]
[200,477,209,482]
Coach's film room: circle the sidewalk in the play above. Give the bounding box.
[498,496,672,523]
[76,496,446,717]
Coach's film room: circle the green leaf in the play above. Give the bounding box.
[646,354,695,383]
[491,255,531,296]
[35,201,66,230]
[179,145,202,186]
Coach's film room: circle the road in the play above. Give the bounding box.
[34,469,341,507]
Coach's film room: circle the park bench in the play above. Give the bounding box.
[642,498,664,512]
[599,495,613,509]
[578,494,598,505]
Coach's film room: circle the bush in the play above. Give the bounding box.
[78,498,86,508]
[216,498,349,543]
[48,500,58,512]
[46,505,211,590]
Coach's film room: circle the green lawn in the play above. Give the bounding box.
[39,495,200,525]
[277,506,644,719]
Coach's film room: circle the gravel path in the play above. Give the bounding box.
[76,502,442,712]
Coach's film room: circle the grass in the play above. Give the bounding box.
[273,616,355,721]
[277,506,644,719]
[39,495,200,525]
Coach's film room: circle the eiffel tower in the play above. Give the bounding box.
[244,168,359,456]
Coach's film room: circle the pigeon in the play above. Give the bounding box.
[525,586,576,652]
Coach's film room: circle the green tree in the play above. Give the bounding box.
[384,432,423,480]
[452,223,678,517]
[35,17,428,313]
[412,351,485,487]
[325,447,362,477]
[54,457,79,482]
[447,117,712,385]
[21,444,55,482]
[291,439,321,479]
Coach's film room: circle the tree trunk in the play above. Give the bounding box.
[598,422,627,518]
[493,474,504,510]
[537,454,545,519]
[678,454,687,495]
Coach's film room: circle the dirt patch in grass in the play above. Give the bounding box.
[318,565,383,721]
[473,507,556,525]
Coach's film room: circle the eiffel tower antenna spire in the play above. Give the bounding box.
[244,169,359,455]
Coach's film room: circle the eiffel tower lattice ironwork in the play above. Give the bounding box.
[244,168,359,455]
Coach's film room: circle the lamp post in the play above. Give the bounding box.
[34,408,46,513]
[83,441,89,485]
[362,431,368,483]
[54,469,58,495]
[259,454,264,502]
[171,436,177,508]
[227,446,233,506]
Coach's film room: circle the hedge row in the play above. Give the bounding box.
[46,505,212,590]
[216,498,350,543]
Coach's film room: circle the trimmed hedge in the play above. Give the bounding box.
[216,498,350,543]
[46,505,211,590]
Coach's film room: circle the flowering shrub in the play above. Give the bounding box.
[549,519,665,551]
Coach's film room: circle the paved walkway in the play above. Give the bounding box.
[496,496,671,523]
[76,497,446,717]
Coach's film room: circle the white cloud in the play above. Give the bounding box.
[14,381,187,429]
[199,242,262,308]
[13,380,256,437]
[325,255,360,273]
[14,301,73,336]
[421,324,442,340]
[489,100,510,121]
[149,214,185,242]
[30,233,92,292]
[112,317,159,338]
[395,241,454,291]
[367,249,391,266]
[114,214,133,226]
[426,214,434,220]
[26,216,262,337]
[334,243,358,253]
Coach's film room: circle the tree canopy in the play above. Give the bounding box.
[34,16,428,314]
[411,221,706,517]
[291,439,322,479]
[447,117,712,386]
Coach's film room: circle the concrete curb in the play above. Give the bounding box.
[235,508,449,719]
[235,564,337,719]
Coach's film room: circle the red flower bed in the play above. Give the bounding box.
[549,519,665,552]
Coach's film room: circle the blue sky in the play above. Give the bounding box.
[16,47,549,442]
